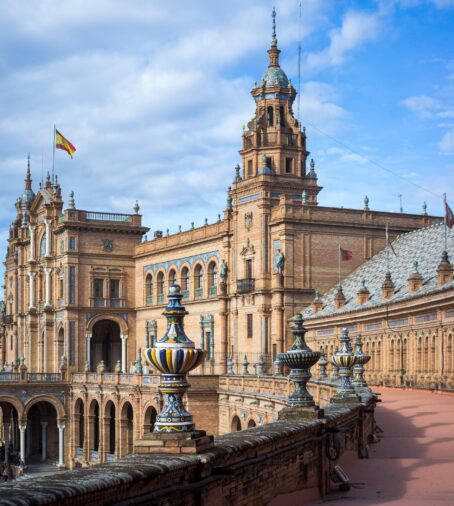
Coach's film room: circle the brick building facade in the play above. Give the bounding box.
[0,17,440,469]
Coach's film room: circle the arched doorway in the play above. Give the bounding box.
[231,416,242,432]
[26,401,58,464]
[88,400,100,461]
[247,419,256,428]
[143,406,157,433]
[0,401,21,465]
[74,399,84,456]
[120,402,134,456]
[91,320,121,372]
[104,401,116,458]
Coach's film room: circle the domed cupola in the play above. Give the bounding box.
[252,8,295,103]
[19,155,36,204]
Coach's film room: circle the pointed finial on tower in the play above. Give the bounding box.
[26,153,31,179]
[68,191,75,210]
[271,7,277,48]
[307,159,317,179]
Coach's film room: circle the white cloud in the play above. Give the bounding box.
[430,0,454,8]
[305,9,384,72]
[438,130,454,153]
[401,95,442,118]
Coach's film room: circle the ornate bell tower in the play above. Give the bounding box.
[238,8,322,204]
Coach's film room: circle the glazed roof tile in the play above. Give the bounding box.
[303,223,454,320]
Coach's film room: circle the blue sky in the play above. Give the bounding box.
[1,0,453,283]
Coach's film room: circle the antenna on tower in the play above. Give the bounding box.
[297,1,302,126]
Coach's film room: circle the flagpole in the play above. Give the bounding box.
[444,193,448,253]
[52,124,56,183]
[338,244,341,287]
[386,223,390,272]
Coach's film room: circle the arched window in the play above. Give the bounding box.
[208,262,217,297]
[40,233,46,257]
[168,269,176,287]
[194,265,203,299]
[279,106,285,127]
[267,106,274,127]
[145,274,153,304]
[157,272,164,303]
[181,267,189,295]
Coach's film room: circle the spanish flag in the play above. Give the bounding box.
[55,130,76,158]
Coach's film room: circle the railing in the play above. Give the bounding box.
[92,298,125,308]
[146,295,153,305]
[0,373,20,382]
[85,212,132,223]
[27,373,62,382]
[237,278,254,294]
[181,289,189,299]
[209,285,217,297]
[195,288,203,299]
[157,294,165,304]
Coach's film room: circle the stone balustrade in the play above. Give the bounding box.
[0,393,376,506]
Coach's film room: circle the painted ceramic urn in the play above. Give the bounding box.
[330,328,359,402]
[352,334,371,390]
[279,313,320,408]
[144,285,206,432]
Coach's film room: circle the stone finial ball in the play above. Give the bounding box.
[169,284,181,295]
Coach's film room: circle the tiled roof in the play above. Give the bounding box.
[303,223,454,319]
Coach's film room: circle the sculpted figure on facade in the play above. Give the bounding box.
[274,249,285,274]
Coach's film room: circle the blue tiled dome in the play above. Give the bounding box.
[261,66,289,88]
[19,189,35,204]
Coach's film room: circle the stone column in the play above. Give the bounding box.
[29,226,35,262]
[19,425,26,463]
[86,333,92,371]
[3,423,10,463]
[57,423,65,467]
[45,219,52,257]
[41,422,48,461]
[29,272,36,309]
[272,275,284,354]
[120,335,128,373]
[44,268,52,308]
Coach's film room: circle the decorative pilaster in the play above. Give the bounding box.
[86,333,92,371]
[44,267,52,308]
[278,313,323,419]
[120,334,128,373]
[29,226,36,262]
[45,219,52,257]
[29,272,36,310]
[330,328,360,404]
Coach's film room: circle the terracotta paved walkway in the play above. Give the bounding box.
[311,387,454,505]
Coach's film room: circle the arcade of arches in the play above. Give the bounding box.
[0,399,65,468]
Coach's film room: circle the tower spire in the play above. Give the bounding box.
[268,8,280,67]
[271,7,277,48]
[25,153,32,190]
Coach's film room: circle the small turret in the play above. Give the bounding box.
[334,285,346,309]
[407,261,423,293]
[381,271,395,299]
[356,278,370,305]
[437,251,453,286]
